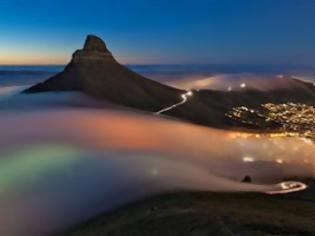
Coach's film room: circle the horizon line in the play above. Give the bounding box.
[0,63,314,68]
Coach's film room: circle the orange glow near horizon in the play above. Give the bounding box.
[0,54,151,66]
[0,52,70,65]
[0,50,154,65]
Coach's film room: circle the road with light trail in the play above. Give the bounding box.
[266,181,307,195]
[155,91,193,115]
[154,90,308,196]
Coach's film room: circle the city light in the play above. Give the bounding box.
[226,102,315,141]
[240,83,246,88]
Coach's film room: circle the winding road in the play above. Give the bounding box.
[155,90,193,115]
[266,181,307,195]
[154,90,308,196]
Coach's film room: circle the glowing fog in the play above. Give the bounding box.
[0,88,314,235]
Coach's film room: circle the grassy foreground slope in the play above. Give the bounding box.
[65,185,315,236]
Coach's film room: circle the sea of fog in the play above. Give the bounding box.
[0,65,315,235]
[1,64,314,87]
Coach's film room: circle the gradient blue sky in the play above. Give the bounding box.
[0,0,314,65]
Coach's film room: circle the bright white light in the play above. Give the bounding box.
[266,181,307,195]
[242,156,255,162]
[155,91,193,115]
[227,86,232,91]
[280,182,290,189]
[240,83,246,88]
[276,159,284,164]
[277,74,284,79]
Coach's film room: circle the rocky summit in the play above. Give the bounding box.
[24,35,183,112]
[72,35,115,63]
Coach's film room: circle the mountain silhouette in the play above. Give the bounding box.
[24,35,315,129]
[24,35,183,111]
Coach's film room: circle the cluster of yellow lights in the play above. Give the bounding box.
[226,102,315,141]
[228,132,259,139]
[229,131,299,140]
[268,132,299,138]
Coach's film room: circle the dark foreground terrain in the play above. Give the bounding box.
[64,180,315,236]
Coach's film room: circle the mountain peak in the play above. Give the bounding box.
[71,34,113,63]
[83,35,109,52]
[23,34,182,112]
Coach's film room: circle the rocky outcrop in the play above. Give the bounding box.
[72,35,114,63]
[83,35,109,52]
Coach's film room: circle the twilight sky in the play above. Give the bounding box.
[0,0,314,65]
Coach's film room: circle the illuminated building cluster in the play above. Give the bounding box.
[226,102,315,141]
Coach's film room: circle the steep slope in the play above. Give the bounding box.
[24,35,183,111]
